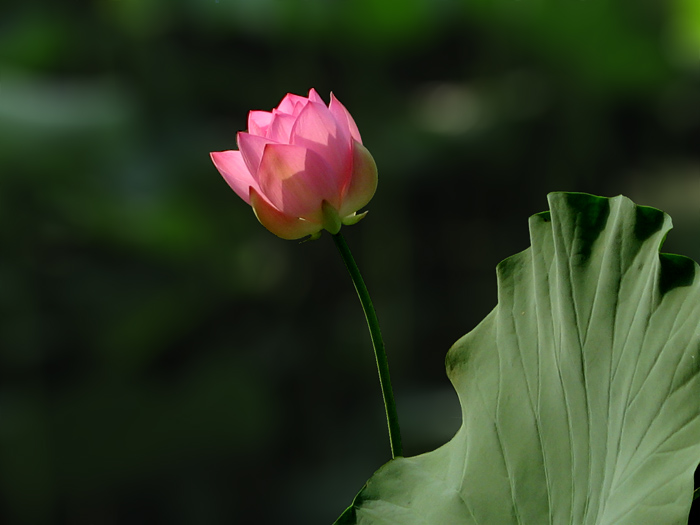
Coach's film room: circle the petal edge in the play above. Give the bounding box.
[210,150,257,204]
[250,187,322,240]
[339,141,378,217]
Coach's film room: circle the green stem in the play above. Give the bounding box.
[332,232,403,458]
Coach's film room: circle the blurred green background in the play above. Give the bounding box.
[1,0,699,523]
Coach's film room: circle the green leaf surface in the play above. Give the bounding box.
[336,193,700,524]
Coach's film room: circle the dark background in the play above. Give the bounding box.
[1,1,699,524]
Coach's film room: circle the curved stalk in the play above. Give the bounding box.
[332,232,403,458]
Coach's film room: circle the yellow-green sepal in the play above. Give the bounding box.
[342,211,369,226]
[322,200,342,235]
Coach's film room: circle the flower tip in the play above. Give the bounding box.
[307,88,325,105]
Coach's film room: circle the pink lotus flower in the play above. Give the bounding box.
[211,89,378,240]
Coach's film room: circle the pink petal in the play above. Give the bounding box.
[339,141,378,217]
[248,110,273,137]
[276,93,310,116]
[307,88,325,104]
[329,93,362,144]
[250,187,322,240]
[289,101,352,193]
[210,150,258,205]
[237,132,275,178]
[267,112,296,143]
[257,143,339,220]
